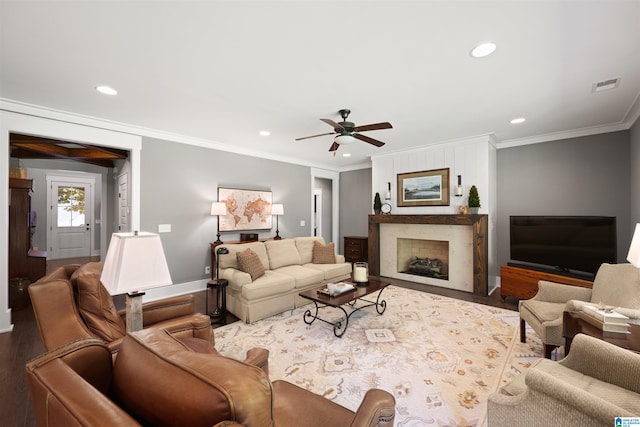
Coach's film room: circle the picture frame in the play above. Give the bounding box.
[397,168,450,207]
[218,188,273,231]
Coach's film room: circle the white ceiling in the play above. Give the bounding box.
[2,1,640,171]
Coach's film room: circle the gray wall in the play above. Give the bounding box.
[496,130,631,270]
[139,137,313,284]
[338,168,372,253]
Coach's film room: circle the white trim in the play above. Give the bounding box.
[1,98,345,172]
[0,110,141,333]
[498,122,630,149]
[142,279,207,303]
[310,168,340,245]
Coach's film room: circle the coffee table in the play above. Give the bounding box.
[298,277,389,337]
[563,311,640,354]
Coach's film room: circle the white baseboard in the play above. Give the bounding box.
[141,279,208,303]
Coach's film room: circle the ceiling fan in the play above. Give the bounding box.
[296,109,392,154]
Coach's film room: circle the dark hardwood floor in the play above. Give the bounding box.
[0,276,516,426]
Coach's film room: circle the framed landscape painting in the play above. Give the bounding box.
[397,168,450,207]
[218,188,273,231]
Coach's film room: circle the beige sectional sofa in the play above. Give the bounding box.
[217,237,352,323]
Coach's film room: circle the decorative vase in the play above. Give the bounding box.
[468,207,479,214]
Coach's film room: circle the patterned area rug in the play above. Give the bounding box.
[214,285,544,426]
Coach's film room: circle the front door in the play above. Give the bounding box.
[49,179,93,259]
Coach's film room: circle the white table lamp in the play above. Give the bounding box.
[627,223,640,267]
[211,202,228,244]
[271,203,284,240]
[101,231,172,332]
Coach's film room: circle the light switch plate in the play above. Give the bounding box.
[158,224,171,233]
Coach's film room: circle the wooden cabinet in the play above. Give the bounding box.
[500,265,593,301]
[344,236,368,263]
[9,178,32,279]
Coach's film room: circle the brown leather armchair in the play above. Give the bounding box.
[28,262,213,353]
[26,328,396,427]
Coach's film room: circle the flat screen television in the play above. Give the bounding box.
[509,216,617,278]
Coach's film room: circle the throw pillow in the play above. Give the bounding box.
[237,248,266,280]
[312,241,335,264]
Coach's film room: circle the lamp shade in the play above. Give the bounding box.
[210,202,227,216]
[101,232,172,295]
[627,224,640,267]
[335,134,356,145]
[271,203,284,216]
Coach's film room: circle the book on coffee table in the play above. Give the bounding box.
[577,307,630,333]
[582,305,629,324]
[317,282,355,297]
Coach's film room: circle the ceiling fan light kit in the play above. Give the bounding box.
[296,108,392,154]
[335,134,356,145]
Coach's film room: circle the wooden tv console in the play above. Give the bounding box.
[500,265,593,301]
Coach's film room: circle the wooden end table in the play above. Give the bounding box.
[298,277,389,338]
[563,311,640,354]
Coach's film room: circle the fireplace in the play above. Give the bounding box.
[397,238,449,280]
[368,214,488,296]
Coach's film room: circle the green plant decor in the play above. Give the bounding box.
[373,192,382,214]
[468,185,481,208]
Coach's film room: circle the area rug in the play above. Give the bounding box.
[214,285,544,426]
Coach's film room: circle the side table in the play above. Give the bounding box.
[563,311,640,354]
[206,279,228,325]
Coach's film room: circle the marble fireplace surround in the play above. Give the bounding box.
[368,214,489,296]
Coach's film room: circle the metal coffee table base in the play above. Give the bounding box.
[302,288,387,337]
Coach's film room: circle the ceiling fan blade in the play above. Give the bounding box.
[354,133,386,147]
[354,122,393,132]
[295,132,335,141]
[321,118,345,131]
[329,141,340,152]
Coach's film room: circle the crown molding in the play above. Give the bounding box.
[0,98,346,172]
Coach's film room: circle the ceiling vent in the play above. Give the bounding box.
[592,77,621,93]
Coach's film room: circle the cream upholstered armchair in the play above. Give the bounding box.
[519,263,640,358]
[487,333,640,426]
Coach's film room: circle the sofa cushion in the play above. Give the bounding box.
[113,329,274,427]
[241,271,296,301]
[312,241,336,264]
[74,262,127,342]
[219,242,269,270]
[294,236,325,264]
[304,262,352,281]
[237,248,266,280]
[265,240,301,269]
[274,265,325,289]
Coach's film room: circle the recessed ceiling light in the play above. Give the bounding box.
[342,153,351,157]
[470,42,497,58]
[510,117,526,124]
[96,85,118,96]
[259,130,270,136]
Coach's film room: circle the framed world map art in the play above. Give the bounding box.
[218,188,273,231]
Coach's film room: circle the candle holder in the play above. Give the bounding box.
[352,262,369,286]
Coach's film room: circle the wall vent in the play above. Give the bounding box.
[592,77,621,93]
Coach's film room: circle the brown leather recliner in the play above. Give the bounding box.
[28,262,214,353]
[26,328,395,427]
